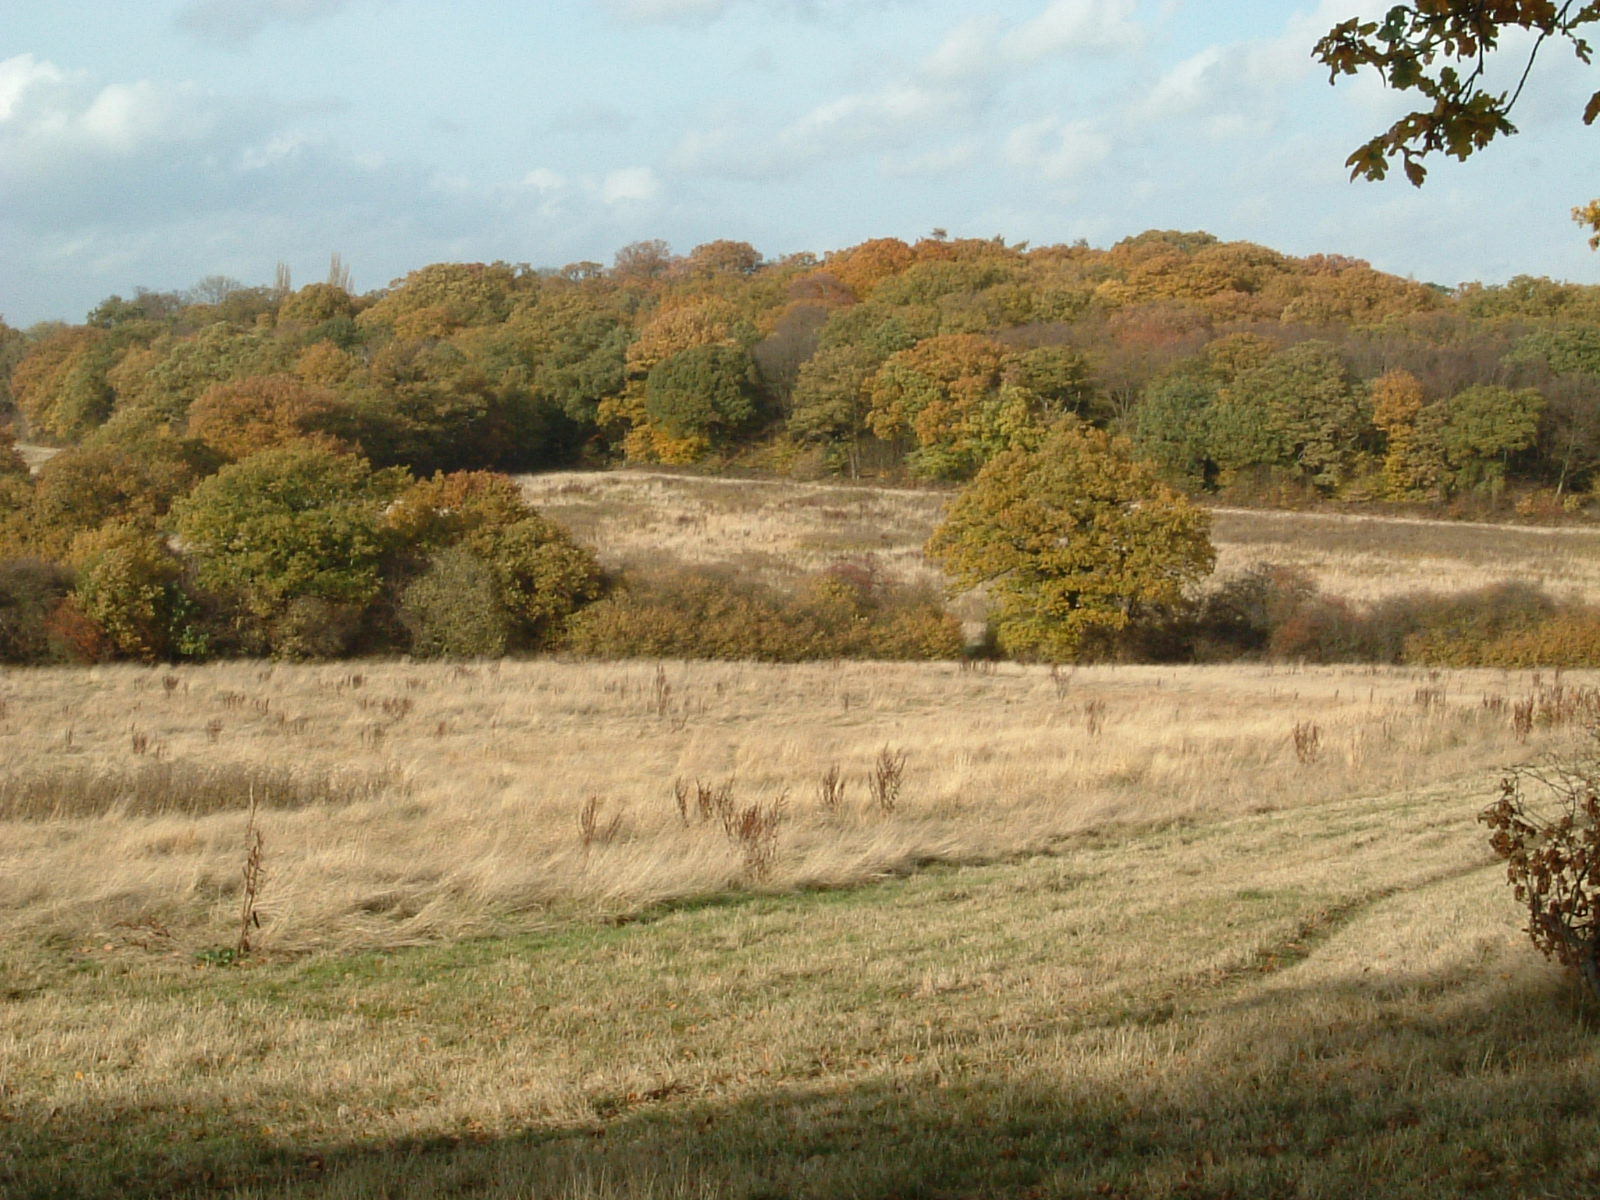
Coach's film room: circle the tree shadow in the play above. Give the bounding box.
[7,964,1600,1199]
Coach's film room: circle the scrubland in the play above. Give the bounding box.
[7,473,1600,1198]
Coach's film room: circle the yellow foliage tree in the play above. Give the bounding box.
[927,423,1214,660]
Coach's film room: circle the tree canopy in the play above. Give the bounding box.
[927,423,1214,661]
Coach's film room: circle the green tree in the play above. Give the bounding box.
[927,422,1214,660]
[789,343,881,475]
[1224,340,1370,492]
[1133,372,1220,489]
[388,470,600,650]
[1439,383,1545,495]
[107,323,291,428]
[643,342,760,453]
[174,446,407,649]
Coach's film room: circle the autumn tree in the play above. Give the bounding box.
[28,438,208,559]
[173,445,408,655]
[356,261,524,341]
[278,282,358,328]
[186,373,350,461]
[387,470,600,653]
[867,333,1022,480]
[1370,368,1431,498]
[0,429,33,559]
[0,422,26,478]
[11,326,117,440]
[927,422,1214,660]
[67,519,195,662]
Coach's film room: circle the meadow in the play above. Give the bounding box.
[5,473,1600,1197]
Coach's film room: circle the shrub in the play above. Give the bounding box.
[1192,564,1318,660]
[1397,581,1558,666]
[1481,731,1600,999]
[0,558,74,664]
[566,565,961,662]
[1476,613,1600,668]
[388,471,601,651]
[400,545,512,658]
[1268,594,1389,663]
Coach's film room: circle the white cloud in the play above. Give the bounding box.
[240,132,311,170]
[790,82,966,147]
[922,17,1004,82]
[0,56,222,181]
[601,165,661,205]
[522,167,567,192]
[1132,7,1359,140]
[1004,116,1111,180]
[0,54,67,122]
[1004,0,1145,62]
[79,80,212,154]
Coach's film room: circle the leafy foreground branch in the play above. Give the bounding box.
[1482,726,1600,998]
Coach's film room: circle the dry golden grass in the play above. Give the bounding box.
[1210,505,1600,604]
[0,656,1588,958]
[519,469,1600,606]
[2,658,1598,1197]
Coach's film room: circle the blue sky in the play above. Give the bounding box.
[5,0,1599,326]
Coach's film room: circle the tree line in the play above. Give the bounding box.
[3,228,1600,664]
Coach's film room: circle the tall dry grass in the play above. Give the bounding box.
[1,656,1590,956]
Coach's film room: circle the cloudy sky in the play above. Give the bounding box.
[6,0,1600,326]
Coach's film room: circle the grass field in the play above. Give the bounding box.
[7,468,1600,1198]
[4,653,1600,1198]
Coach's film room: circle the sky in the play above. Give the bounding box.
[5,0,1600,326]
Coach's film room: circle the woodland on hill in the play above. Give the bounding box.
[3,229,1600,666]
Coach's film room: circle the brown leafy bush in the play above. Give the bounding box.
[1481,731,1600,999]
[566,565,961,662]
